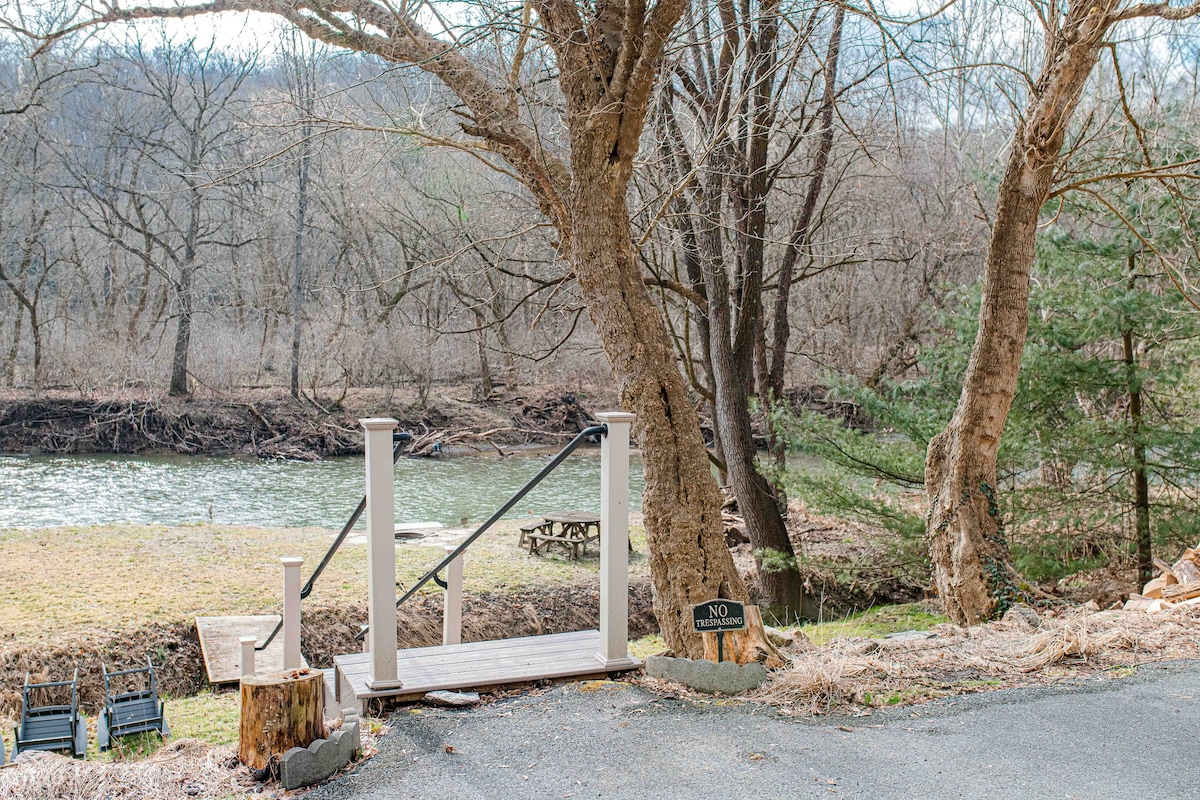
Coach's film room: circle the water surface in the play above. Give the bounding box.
[0,449,645,530]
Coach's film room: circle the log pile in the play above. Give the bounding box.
[1124,547,1200,612]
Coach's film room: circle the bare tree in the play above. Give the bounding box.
[62,32,256,396]
[923,0,1200,625]
[31,0,757,651]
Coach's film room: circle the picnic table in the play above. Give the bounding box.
[519,511,602,560]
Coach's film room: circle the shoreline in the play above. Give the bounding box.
[0,386,611,460]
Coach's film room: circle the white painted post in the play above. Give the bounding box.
[281,556,304,670]
[239,636,257,678]
[595,411,637,669]
[361,418,403,690]
[442,546,464,646]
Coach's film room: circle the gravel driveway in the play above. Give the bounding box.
[309,661,1200,799]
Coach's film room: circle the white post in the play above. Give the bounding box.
[362,418,403,690]
[442,546,464,646]
[281,556,304,670]
[595,411,637,668]
[239,636,257,678]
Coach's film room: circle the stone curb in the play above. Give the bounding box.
[280,709,362,790]
[644,655,768,694]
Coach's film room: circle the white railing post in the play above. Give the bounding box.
[361,418,403,690]
[239,636,257,678]
[442,546,464,646]
[595,411,637,668]
[281,556,304,670]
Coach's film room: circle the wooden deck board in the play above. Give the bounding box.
[335,630,638,700]
[195,615,308,684]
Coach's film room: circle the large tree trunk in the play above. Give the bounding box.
[924,7,1109,625]
[568,158,746,657]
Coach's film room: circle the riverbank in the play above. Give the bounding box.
[0,521,656,720]
[0,385,610,459]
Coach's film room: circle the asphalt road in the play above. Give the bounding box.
[309,661,1200,799]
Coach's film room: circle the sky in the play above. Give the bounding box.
[17,0,930,59]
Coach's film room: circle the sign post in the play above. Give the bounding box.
[691,599,747,662]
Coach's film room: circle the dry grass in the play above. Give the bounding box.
[760,605,1200,714]
[0,522,650,646]
[0,740,247,800]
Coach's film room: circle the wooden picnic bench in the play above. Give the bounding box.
[523,511,609,561]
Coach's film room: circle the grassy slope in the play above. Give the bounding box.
[0,521,650,646]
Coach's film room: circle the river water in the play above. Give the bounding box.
[0,449,646,530]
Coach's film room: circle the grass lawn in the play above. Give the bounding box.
[796,602,947,645]
[0,521,650,646]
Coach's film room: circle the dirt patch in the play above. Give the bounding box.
[0,579,657,726]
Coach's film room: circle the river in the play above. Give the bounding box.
[0,449,646,530]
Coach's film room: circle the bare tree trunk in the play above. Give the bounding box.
[169,151,202,396]
[569,169,746,656]
[473,308,493,399]
[290,59,313,401]
[924,5,1117,624]
[763,3,844,460]
[4,306,22,387]
[169,271,193,396]
[1123,252,1152,587]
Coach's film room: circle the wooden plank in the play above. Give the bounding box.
[331,638,597,676]
[334,631,598,677]
[336,629,639,700]
[195,615,308,684]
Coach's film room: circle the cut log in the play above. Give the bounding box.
[701,605,787,669]
[239,669,327,771]
[1170,549,1200,584]
[1153,558,1178,579]
[1142,573,1178,600]
[1123,594,1157,612]
[1162,582,1200,603]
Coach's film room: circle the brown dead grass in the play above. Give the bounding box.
[0,739,246,800]
[759,605,1200,714]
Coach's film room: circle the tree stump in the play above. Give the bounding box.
[239,669,327,770]
[701,605,786,669]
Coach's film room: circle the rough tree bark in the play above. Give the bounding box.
[924,0,1200,625]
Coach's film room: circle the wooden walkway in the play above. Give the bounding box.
[196,615,308,684]
[334,630,638,704]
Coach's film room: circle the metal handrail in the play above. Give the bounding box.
[256,431,412,652]
[354,423,607,641]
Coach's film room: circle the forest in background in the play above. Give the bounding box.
[3,0,1200,619]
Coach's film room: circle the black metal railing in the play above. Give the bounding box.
[354,423,607,641]
[256,430,412,652]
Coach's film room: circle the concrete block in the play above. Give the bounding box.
[644,655,767,695]
[280,709,361,790]
[423,690,480,707]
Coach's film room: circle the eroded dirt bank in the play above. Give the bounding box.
[0,388,602,459]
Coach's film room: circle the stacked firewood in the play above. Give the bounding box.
[1124,546,1200,612]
